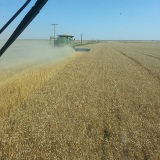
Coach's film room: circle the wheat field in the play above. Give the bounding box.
[0,42,160,159]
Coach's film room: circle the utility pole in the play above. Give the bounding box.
[81,33,82,45]
[51,23,58,39]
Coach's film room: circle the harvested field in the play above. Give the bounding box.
[0,42,160,159]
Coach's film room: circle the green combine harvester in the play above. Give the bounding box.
[53,34,90,52]
[54,34,74,47]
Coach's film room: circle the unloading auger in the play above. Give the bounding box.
[0,0,48,57]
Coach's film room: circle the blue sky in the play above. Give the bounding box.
[0,0,160,40]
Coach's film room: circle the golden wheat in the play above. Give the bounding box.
[0,52,79,120]
[0,42,160,159]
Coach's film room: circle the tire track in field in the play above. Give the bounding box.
[125,49,160,60]
[143,54,160,60]
[111,47,160,83]
[123,48,160,60]
[97,47,128,159]
[113,45,160,60]
[134,51,160,60]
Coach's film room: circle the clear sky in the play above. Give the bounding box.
[0,0,160,40]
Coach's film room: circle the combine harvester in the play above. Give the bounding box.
[52,34,90,52]
[0,0,90,57]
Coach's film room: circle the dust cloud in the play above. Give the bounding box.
[0,40,74,73]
